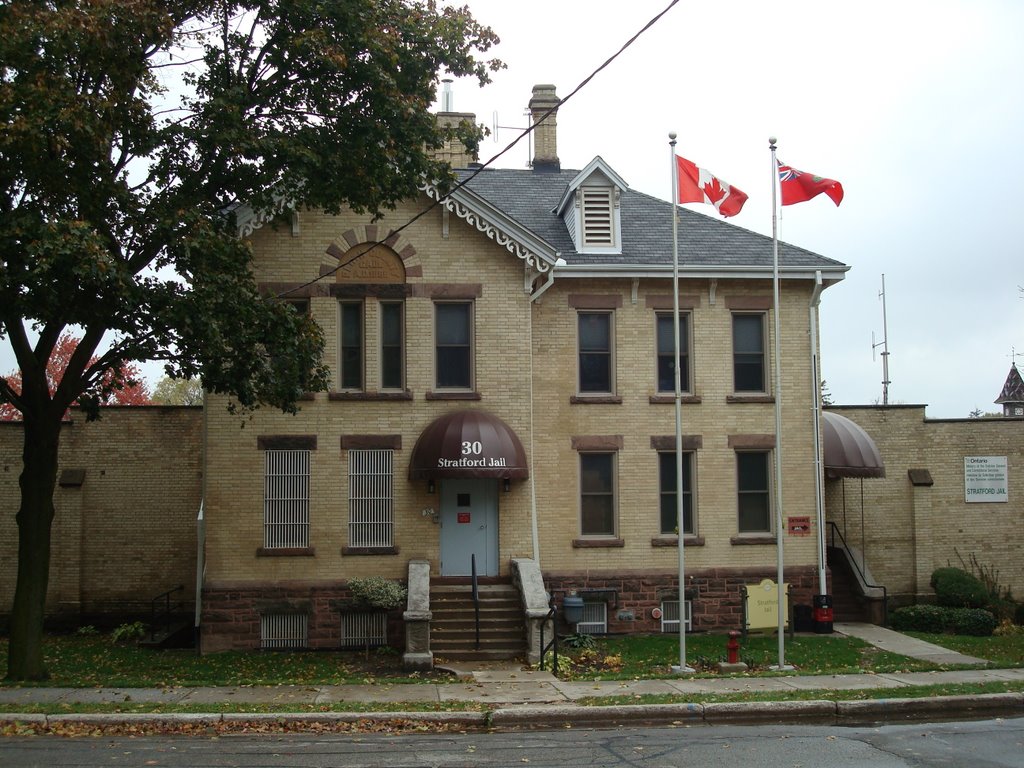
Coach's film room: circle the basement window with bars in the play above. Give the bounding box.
[260,613,309,650]
[660,599,693,633]
[576,600,608,634]
[348,449,394,548]
[264,449,310,549]
[340,611,388,648]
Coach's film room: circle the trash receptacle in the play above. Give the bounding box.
[794,604,814,633]
[813,594,833,634]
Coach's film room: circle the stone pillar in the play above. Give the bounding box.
[402,559,433,671]
[908,468,935,602]
[511,558,552,665]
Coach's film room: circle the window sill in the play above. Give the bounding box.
[342,546,400,556]
[256,547,316,557]
[726,394,774,404]
[570,395,623,405]
[648,395,702,405]
[426,391,481,401]
[650,535,705,547]
[729,534,776,545]
[329,390,413,402]
[572,537,625,548]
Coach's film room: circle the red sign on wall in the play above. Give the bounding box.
[457,512,471,524]
[787,516,811,536]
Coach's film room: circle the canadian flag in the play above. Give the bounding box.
[675,155,748,218]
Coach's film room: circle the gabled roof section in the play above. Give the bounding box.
[554,156,629,216]
[995,363,1024,404]
[454,165,849,282]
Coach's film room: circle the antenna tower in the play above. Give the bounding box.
[871,274,891,404]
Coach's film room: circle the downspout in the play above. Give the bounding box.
[527,256,562,563]
[194,388,209,652]
[808,270,827,594]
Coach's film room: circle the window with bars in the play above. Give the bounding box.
[660,599,692,632]
[340,611,388,648]
[348,449,394,548]
[577,600,608,634]
[264,449,310,548]
[260,613,309,649]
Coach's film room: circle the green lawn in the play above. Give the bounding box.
[6,628,1020,687]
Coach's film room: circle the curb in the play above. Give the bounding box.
[3,693,1023,732]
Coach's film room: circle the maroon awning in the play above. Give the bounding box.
[409,409,529,480]
[822,411,886,479]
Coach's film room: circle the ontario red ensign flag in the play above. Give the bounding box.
[777,161,844,206]
[675,155,748,218]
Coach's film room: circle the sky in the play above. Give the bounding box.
[442,0,1024,417]
[3,0,1022,418]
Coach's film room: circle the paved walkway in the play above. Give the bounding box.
[833,621,991,666]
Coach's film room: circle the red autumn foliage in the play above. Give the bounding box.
[0,333,152,420]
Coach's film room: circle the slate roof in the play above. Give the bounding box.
[455,165,848,274]
[995,363,1024,404]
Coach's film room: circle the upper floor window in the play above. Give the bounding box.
[737,451,772,533]
[656,312,690,394]
[659,451,695,535]
[578,312,613,394]
[435,302,473,389]
[733,313,766,393]
[380,301,404,390]
[339,301,364,391]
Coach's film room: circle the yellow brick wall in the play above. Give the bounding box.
[824,406,1024,602]
[205,198,826,594]
[0,407,202,619]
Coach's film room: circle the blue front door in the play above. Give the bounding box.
[439,478,498,576]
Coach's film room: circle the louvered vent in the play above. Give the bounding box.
[581,188,614,247]
[576,601,608,634]
[660,599,693,632]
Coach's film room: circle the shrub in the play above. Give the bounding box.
[891,604,947,633]
[562,632,597,650]
[347,576,407,610]
[948,607,997,637]
[930,567,990,609]
[111,621,147,643]
[1015,602,1024,626]
[994,619,1024,637]
[890,604,996,636]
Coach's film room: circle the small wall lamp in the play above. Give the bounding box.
[503,478,511,492]
[427,479,435,494]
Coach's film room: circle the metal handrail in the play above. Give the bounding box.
[149,584,185,640]
[827,522,889,626]
[538,596,560,676]
[470,554,481,650]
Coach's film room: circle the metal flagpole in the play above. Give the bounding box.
[768,137,792,671]
[669,133,693,675]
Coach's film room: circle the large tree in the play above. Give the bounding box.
[0,0,498,680]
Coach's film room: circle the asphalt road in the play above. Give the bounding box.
[3,717,1024,767]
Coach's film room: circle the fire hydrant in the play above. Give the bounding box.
[726,630,741,664]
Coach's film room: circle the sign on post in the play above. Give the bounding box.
[744,579,788,632]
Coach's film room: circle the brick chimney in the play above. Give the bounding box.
[435,79,478,169]
[529,84,560,171]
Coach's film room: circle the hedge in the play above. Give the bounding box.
[891,603,996,636]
